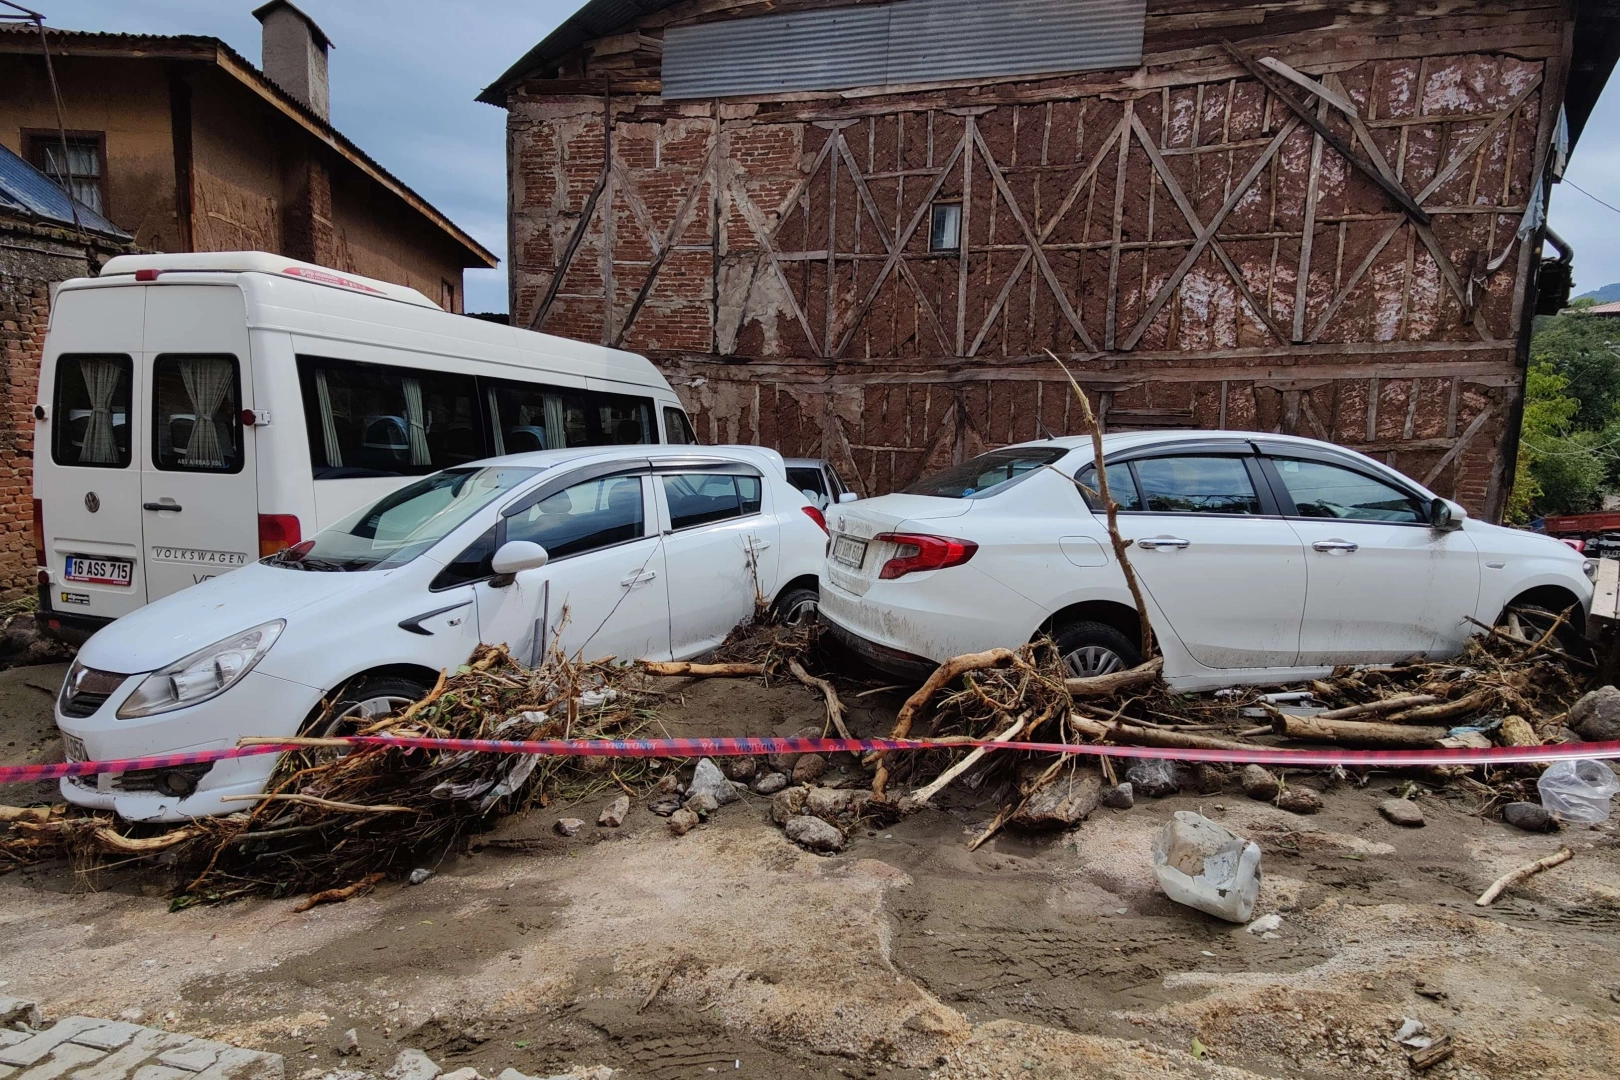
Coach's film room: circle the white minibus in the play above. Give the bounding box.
[32,251,699,643]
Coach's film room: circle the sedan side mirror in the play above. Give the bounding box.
[837,492,859,504]
[1429,498,1466,532]
[489,540,548,587]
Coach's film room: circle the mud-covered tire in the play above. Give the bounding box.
[1051,620,1141,679]
[771,585,819,628]
[305,674,430,738]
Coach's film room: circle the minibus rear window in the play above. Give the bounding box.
[52,354,133,469]
[298,357,482,479]
[153,355,243,473]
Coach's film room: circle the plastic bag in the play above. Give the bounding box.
[1151,811,1263,923]
[1536,759,1620,825]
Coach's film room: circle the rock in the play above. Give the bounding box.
[117,1007,145,1023]
[805,785,855,820]
[386,1050,441,1080]
[652,773,681,795]
[0,996,40,1027]
[598,795,629,827]
[554,818,584,837]
[335,1030,360,1056]
[765,750,799,773]
[1101,781,1134,809]
[1191,763,1228,795]
[683,791,719,816]
[792,753,828,784]
[1567,685,1620,742]
[1008,766,1103,831]
[1276,788,1323,814]
[1502,801,1558,832]
[440,1070,481,1080]
[647,794,683,817]
[667,808,699,836]
[1241,764,1280,801]
[687,758,740,806]
[1379,798,1426,827]
[751,771,789,795]
[407,868,433,885]
[784,815,844,853]
[721,756,758,782]
[770,785,809,825]
[1126,758,1179,797]
[1497,714,1540,748]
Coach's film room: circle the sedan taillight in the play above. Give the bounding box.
[875,532,977,579]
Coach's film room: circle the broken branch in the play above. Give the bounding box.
[1068,713,1263,753]
[1313,694,1442,721]
[788,658,852,739]
[292,871,387,913]
[1475,847,1573,906]
[1064,656,1163,697]
[639,661,765,678]
[218,793,416,814]
[1271,713,1448,746]
[904,712,1030,808]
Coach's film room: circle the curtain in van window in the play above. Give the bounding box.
[402,377,432,466]
[486,387,506,456]
[178,358,232,468]
[314,370,344,468]
[79,357,123,464]
[543,395,567,451]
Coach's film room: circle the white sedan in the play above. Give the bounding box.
[56,445,827,821]
[820,431,1594,691]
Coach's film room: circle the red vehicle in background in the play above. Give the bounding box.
[1539,511,1620,555]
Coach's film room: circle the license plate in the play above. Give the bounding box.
[62,734,87,762]
[64,555,133,586]
[832,535,868,569]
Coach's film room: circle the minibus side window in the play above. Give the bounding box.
[663,407,698,445]
[52,354,133,469]
[484,380,590,453]
[595,393,653,445]
[298,357,482,479]
[152,355,243,473]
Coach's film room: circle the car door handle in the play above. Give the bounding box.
[1312,539,1359,553]
[1136,537,1190,550]
[143,501,181,512]
[621,570,657,587]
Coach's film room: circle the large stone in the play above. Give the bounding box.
[1126,758,1179,797]
[682,791,719,816]
[1191,763,1228,795]
[1101,781,1134,809]
[687,758,740,806]
[751,771,789,795]
[1502,801,1558,832]
[1566,686,1620,742]
[770,785,809,825]
[1379,799,1426,827]
[1007,766,1103,831]
[805,785,855,820]
[784,815,845,853]
[0,996,39,1029]
[721,756,758,782]
[667,808,699,836]
[1241,764,1280,801]
[1276,788,1323,815]
[792,754,828,784]
[1497,714,1540,748]
[387,1049,441,1080]
[598,796,629,828]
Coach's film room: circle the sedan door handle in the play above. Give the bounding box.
[1312,539,1359,553]
[143,501,182,512]
[621,570,657,587]
[1136,537,1190,550]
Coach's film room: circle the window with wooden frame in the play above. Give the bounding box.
[25,131,107,215]
[929,202,962,253]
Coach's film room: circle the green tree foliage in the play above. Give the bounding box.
[1528,300,1620,429]
[1509,361,1613,521]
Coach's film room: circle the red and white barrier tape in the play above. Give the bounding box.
[5,734,1620,786]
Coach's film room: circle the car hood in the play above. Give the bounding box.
[77,564,384,674]
[828,493,973,538]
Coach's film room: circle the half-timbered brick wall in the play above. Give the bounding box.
[498,1,1590,519]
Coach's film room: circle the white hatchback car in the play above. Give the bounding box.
[56,445,827,821]
[820,431,1594,691]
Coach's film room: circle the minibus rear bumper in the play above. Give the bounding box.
[37,585,114,646]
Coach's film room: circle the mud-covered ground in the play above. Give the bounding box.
[4,666,1620,1079]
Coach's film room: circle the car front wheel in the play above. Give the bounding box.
[1051,620,1141,678]
[771,585,819,627]
[306,673,431,738]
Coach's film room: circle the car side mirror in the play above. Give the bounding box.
[489,540,548,586]
[1429,498,1466,532]
[837,492,859,504]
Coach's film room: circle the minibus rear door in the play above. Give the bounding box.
[139,286,259,600]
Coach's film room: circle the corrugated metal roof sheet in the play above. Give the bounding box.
[0,141,130,239]
[661,0,1145,100]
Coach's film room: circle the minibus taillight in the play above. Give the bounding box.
[32,498,45,569]
[258,514,301,558]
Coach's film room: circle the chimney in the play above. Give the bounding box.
[253,1,332,120]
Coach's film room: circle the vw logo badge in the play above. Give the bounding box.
[84,491,100,513]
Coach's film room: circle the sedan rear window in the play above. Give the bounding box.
[272,466,535,572]
[904,447,1068,499]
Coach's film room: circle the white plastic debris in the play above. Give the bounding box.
[1151,811,1263,923]
[1537,759,1620,824]
[1244,913,1282,934]
[1392,1017,1432,1049]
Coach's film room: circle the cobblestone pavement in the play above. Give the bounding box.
[0,999,282,1080]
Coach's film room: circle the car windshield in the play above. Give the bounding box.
[904,446,1069,499]
[269,466,536,572]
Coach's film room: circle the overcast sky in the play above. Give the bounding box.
[37,3,1620,309]
[44,1,578,313]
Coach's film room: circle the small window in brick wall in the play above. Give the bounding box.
[930,202,962,253]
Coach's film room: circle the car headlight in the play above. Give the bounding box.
[1584,559,1598,581]
[116,620,285,718]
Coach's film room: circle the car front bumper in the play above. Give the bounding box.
[56,668,324,822]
